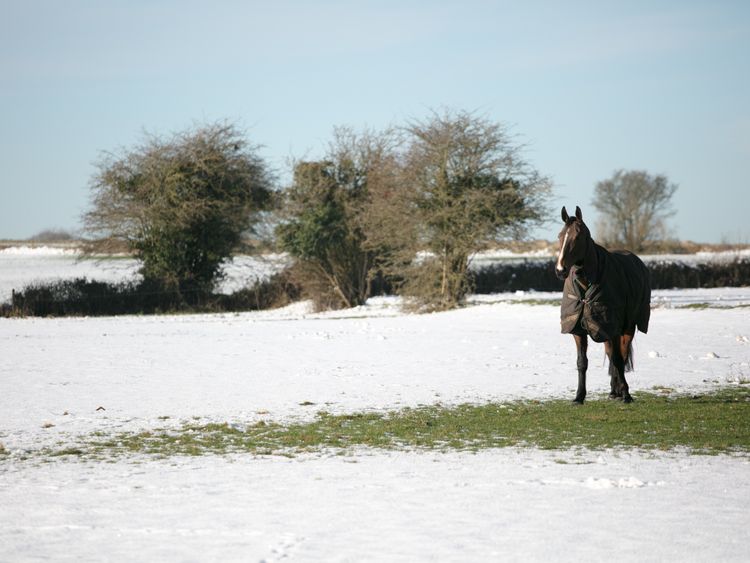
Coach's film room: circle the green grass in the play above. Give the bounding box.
[677,303,750,310]
[32,386,749,461]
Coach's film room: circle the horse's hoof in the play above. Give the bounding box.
[623,395,634,404]
[572,398,585,405]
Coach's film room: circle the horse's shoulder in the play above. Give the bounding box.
[609,249,647,269]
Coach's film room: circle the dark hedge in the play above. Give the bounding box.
[471,258,750,293]
[3,258,748,317]
[2,272,299,318]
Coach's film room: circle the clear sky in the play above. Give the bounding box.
[1,0,749,242]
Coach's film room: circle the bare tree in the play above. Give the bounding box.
[366,109,551,310]
[591,169,678,252]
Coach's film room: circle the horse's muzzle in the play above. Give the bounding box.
[555,266,568,280]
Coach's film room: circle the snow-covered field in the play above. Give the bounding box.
[0,246,290,303]
[1,248,750,561]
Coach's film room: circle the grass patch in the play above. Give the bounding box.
[20,387,750,461]
[48,447,86,457]
[677,303,750,310]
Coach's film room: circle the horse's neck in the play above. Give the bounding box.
[580,236,605,284]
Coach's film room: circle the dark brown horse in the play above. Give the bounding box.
[555,206,651,404]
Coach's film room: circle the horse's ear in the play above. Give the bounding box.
[575,206,583,221]
[561,206,569,223]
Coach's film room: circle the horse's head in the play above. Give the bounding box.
[555,205,591,280]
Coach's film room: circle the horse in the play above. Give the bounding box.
[555,206,651,404]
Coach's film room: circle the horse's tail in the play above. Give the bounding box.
[625,340,634,372]
[607,340,634,375]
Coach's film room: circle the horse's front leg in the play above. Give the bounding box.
[573,334,588,404]
[605,336,633,403]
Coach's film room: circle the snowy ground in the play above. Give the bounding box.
[0,246,290,302]
[3,449,748,562]
[1,248,750,561]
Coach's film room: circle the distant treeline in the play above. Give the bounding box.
[3,257,749,317]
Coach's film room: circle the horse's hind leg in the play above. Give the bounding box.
[573,334,588,404]
[605,336,633,403]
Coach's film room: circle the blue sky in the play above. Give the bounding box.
[1,0,748,242]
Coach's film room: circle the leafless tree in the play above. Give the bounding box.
[370,109,551,310]
[591,169,678,252]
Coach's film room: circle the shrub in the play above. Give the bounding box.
[83,121,273,300]
[3,272,300,317]
[277,128,398,311]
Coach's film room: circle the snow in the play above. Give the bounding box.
[3,450,748,562]
[2,300,749,445]
[0,245,80,256]
[0,250,290,303]
[647,248,750,264]
[1,252,750,561]
[0,250,140,303]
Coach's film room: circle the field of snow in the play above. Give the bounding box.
[0,246,290,303]
[1,247,750,561]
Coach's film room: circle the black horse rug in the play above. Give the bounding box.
[560,244,651,343]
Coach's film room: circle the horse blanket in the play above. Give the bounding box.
[560,245,651,343]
